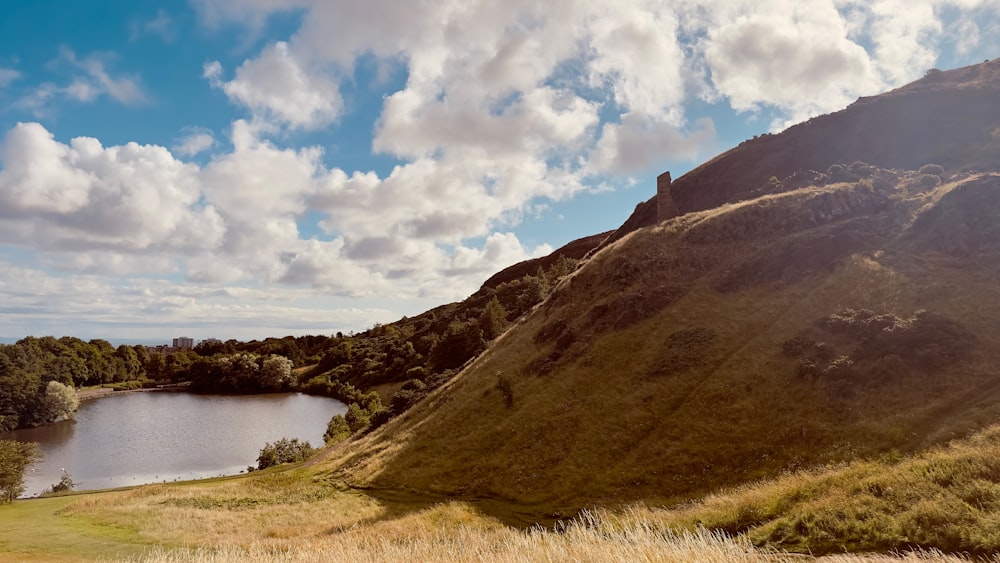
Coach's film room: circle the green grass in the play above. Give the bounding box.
[0,495,149,561]
[317,174,1000,517]
[646,423,1000,555]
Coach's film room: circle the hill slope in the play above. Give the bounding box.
[607,58,1000,245]
[317,60,1000,518]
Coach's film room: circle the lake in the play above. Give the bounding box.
[0,392,346,497]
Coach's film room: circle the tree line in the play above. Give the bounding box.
[0,337,142,431]
[0,258,579,435]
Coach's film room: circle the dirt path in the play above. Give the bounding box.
[76,384,189,402]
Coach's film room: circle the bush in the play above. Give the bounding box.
[47,470,75,494]
[256,438,314,470]
[391,380,428,413]
[495,371,514,409]
[918,164,945,177]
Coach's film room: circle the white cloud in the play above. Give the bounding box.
[61,48,146,105]
[17,49,146,115]
[190,0,310,30]
[143,9,176,42]
[5,0,998,337]
[0,68,19,88]
[0,259,396,340]
[700,2,883,127]
[0,123,223,253]
[591,115,716,175]
[205,42,341,129]
[173,129,216,156]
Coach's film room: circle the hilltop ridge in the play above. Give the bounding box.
[605,58,1000,246]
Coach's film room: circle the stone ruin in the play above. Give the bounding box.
[656,171,678,222]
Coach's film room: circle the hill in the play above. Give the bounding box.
[606,58,1000,246]
[317,59,1000,524]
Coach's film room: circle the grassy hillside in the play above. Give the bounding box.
[321,170,1000,519]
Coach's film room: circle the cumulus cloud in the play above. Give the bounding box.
[0,123,223,253]
[591,115,716,175]
[205,42,341,129]
[700,2,883,127]
[4,0,996,336]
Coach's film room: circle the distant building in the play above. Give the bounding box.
[172,336,194,350]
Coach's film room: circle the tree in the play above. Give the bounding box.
[256,438,314,470]
[344,403,370,433]
[259,355,294,391]
[478,297,508,341]
[0,440,42,502]
[41,381,79,423]
[324,415,351,444]
[115,345,143,381]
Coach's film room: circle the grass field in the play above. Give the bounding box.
[8,423,1000,562]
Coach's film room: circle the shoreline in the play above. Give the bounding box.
[76,384,190,402]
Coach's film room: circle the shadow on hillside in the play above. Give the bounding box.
[327,487,574,533]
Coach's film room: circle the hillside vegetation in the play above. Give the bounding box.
[324,168,1000,522]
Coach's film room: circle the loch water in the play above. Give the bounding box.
[1,391,346,497]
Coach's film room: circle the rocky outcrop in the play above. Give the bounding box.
[656,171,677,222]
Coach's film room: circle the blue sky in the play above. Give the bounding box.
[0,0,997,342]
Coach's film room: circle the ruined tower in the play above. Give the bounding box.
[656,171,678,222]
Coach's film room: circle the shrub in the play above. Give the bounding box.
[918,164,945,177]
[797,359,822,379]
[47,470,75,494]
[782,336,815,357]
[256,438,314,470]
[391,379,428,413]
[495,371,514,409]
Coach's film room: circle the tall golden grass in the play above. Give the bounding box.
[113,507,999,563]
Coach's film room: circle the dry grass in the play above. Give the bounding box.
[104,507,1000,563]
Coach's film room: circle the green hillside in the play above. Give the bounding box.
[325,169,1000,521]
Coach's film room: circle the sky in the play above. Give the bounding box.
[0,0,997,343]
